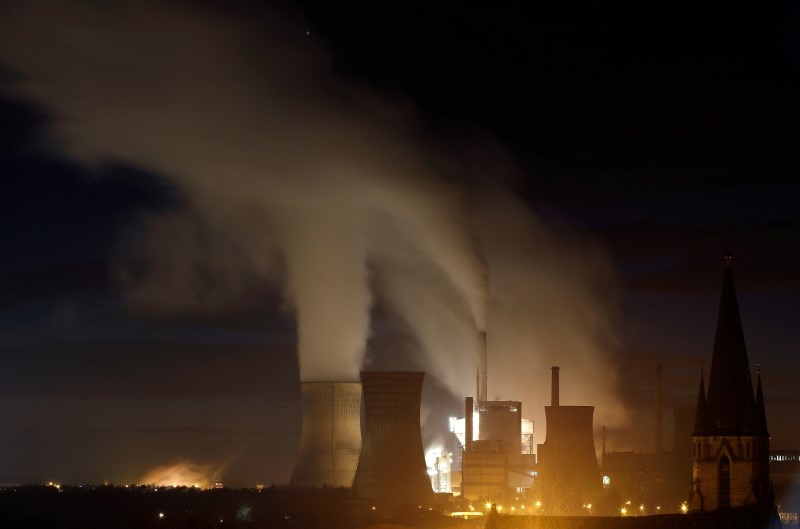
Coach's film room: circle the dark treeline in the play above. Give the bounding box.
[0,485,450,529]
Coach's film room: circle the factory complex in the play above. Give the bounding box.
[284,254,787,529]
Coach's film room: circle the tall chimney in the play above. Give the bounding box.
[601,425,606,467]
[478,331,488,402]
[655,364,663,453]
[352,371,433,503]
[290,382,362,488]
[551,366,560,407]
[465,396,474,452]
[464,397,475,452]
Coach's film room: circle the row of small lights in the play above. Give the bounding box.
[157,512,226,524]
[471,498,689,516]
[470,500,543,513]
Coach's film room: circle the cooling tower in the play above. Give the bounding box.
[537,406,600,513]
[536,367,601,514]
[289,382,362,488]
[352,371,433,504]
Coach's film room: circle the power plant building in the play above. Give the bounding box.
[455,334,536,500]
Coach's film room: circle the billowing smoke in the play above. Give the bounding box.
[0,0,485,383]
[479,187,628,442]
[0,1,627,434]
[139,460,219,489]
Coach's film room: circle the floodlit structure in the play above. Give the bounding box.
[536,366,601,515]
[426,450,453,493]
[289,382,362,488]
[457,332,536,499]
[352,371,433,503]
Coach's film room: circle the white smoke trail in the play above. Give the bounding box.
[0,1,627,431]
[0,1,487,383]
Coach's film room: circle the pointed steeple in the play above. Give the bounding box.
[741,366,756,433]
[754,369,770,437]
[705,252,755,433]
[693,368,708,435]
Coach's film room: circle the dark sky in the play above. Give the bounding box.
[1,0,799,486]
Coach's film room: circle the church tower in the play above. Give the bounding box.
[689,253,771,512]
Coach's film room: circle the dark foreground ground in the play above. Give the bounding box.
[486,511,782,529]
[0,485,485,529]
[0,486,784,529]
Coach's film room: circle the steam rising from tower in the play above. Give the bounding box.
[0,1,629,441]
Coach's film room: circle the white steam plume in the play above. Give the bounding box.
[0,1,628,434]
[0,0,486,382]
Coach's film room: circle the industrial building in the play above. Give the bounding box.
[599,368,694,513]
[284,253,779,523]
[455,332,536,500]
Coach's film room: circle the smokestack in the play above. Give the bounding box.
[551,366,560,407]
[478,331,488,402]
[602,425,606,467]
[290,382,362,488]
[353,371,433,503]
[465,396,474,452]
[655,364,663,453]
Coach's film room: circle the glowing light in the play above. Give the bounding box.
[449,512,484,518]
[484,502,493,511]
[158,513,165,519]
[496,505,504,512]
[139,461,216,489]
[371,506,376,511]
[620,507,628,516]
[535,500,542,509]
[680,502,689,514]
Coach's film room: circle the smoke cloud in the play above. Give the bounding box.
[0,0,627,436]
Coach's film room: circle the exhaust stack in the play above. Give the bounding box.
[465,396,474,452]
[477,331,488,402]
[289,382,361,488]
[551,366,560,407]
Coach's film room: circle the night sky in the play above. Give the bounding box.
[1,0,799,487]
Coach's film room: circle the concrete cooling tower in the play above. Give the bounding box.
[536,367,601,515]
[352,371,434,504]
[290,382,362,488]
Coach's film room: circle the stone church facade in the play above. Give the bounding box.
[689,254,771,512]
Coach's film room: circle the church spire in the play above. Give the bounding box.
[693,368,708,435]
[705,252,755,433]
[755,369,770,437]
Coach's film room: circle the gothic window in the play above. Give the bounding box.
[719,455,731,508]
